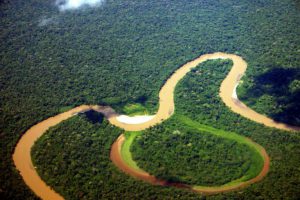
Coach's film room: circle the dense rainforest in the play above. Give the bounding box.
[131,117,264,186]
[131,60,300,199]
[31,113,201,199]
[1,0,300,199]
[130,61,265,187]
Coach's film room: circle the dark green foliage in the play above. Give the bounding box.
[1,0,300,199]
[173,60,300,199]
[238,68,300,126]
[131,59,300,199]
[31,116,201,200]
[81,110,104,124]
[131,119,259,186]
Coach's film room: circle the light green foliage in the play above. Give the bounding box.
[131,60,300,199]
[289,79,300,93]
[131,115,264,186]
[32,116,200,199]
[1,0,300,199]
[122,132,143,171]
[122,104,149,116]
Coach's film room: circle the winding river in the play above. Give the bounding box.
[13,52,299,200]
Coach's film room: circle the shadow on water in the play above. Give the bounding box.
[81,110,104,124]
[245,67,300,126]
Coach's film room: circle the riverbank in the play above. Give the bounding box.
[13,52,298,200]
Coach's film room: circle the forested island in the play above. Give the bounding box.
[1,0,300,199]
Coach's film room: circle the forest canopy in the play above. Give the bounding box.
[1,0,300,199]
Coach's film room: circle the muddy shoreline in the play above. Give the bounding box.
[13,52,298,200]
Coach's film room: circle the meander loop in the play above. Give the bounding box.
[13,52,299,200]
